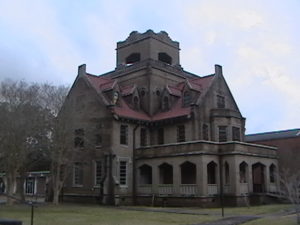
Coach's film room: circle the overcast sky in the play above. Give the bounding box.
[1,0,299,134]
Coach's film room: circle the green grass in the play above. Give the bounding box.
[0,204,216,225]
[0,204,294,225]
[244,214,298,225]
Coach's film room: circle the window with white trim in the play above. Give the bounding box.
[73,162,83,186]
[119,161,128,186]
[25,177,35,195]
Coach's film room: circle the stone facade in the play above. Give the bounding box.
[61,30,279,206]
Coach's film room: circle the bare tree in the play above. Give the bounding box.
[280,168,300,224]
[40,84,72,205]
[0,80,48,204]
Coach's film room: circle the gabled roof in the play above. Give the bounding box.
[83,72,214,123]
[246,128,300,142]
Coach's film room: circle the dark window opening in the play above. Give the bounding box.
[25,178,35,195]
[125,53,140,65]
[183,91,192,106]
[177,125,185,142]
[95,134,102,146]
[74,162,83,186]
[158,52,172,65]
[207,161,217,184]
[239,162,248,183]
[217,95,225,108]
[157,128,164,145]
[74,129,84,147]
[140,128,147,147]
[95,161,102,186]
[270,164,276,183]
[133,96,139,110]
[162,96,169,111]
[159,163,173,184]
[203,124,209,140]
[225,162,230,184]
[218,126,227,142]
[139,164,152,185]
[232,127,241,141]
[181,161,196,184]
[120,125,128,145]
[252,163,266,193]
[119,161,127,185]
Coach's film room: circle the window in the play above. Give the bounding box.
[25,178,35,195]
[158,52,172,65]
[270,164,276,183]
[140,128,147,146]
[239,162,248,183]
[95,161,102,186]
[207,161,217,184]
[162,96,169,111]
[217,95,225,108]
[133,96,139,110]
[157,128,164,145]
[232,127,241,141]
[139,164,152,185]
[183,91,191,106]
[225,162,230,184]
[73,162,83,186]
[120,125,128,145]
[218,126,227,142]
[74,129,84,148]
[119,161,128,186]
[177,125,185,142]
[202,124,209,140]
[125,53,140,64]
[95,134,102,146]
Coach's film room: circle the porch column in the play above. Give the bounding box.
[248,164,253,193]
[197,157,206,196]
[152,162,159,194]
[173,162,180,195]
[231,158,240,195]
[265,165,270,193]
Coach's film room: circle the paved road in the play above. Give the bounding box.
[191,216,261,225]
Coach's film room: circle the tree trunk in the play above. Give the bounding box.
[6,171,16,205]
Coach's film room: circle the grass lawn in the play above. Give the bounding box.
[244,214,298,225]
[0,203,294,225]
[0,204,216,225]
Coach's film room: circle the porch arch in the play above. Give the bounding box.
[180,161,196,184]
[159,163,173,184]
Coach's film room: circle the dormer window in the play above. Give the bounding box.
[217,95,225,108]
[183,91,191,107]
[158,52,172,65]
[125,53,140,65]
[162,96,169,111]
[133,96,139,110]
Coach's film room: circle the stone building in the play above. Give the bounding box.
[61,30,279,206]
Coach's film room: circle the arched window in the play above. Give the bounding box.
[159,163,173,184]
[239,162,248,183]
[139,164,152,185]
[183,91,191,106]
[125,53,140,65]
[207,161,217,184]
[158,52,172,65]
[180,161,196,184]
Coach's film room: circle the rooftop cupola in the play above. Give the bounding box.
[116,30,180,67]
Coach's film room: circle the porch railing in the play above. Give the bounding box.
[158,184,173,195]
[240,183,249,194]
[179,184,197,195]
[207,184,218,195]
[138,185,152,194]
